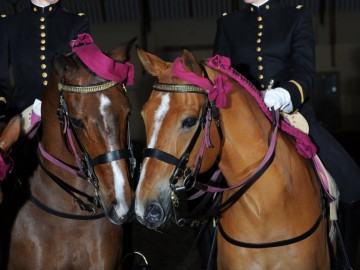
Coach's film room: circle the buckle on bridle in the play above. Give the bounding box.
[183,169,196,191]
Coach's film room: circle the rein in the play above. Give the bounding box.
[218,207,326,248]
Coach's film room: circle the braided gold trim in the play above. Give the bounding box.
[289,80,304,103]
[58,81,118,93]
[153,82,207,94]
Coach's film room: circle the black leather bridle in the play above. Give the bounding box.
[32,79,136,219]
[142,82,223,226]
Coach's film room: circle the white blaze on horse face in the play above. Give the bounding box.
[148,93,170,148]
[135,93,170,217]
[99,94,128,215]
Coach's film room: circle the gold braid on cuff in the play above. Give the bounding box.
[289,80,304,103]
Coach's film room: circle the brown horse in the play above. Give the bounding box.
[135,48,331,269]
[0,37,135,269]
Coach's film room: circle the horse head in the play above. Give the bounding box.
[40,35,136,225]
[135,48,221,229]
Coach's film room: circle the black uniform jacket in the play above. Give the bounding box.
[0,2,89,113]
[213,0,315,111]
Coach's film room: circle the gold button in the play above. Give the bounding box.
[33,7,37,12]
[266,5,270,9]
[258,65,263,71]
[261,84,265,89]
[257,16,262,22]
[42,72,48,78]
[41,32,46,37]
[258,24,263,30]
[40,46,46,51]
[257,56,263,62]
[43,80,48,86]
[40,17,45,22]
[258,32,263,37]
[257,39,261,44]
[40,25,45,30]
[256,47,261,52]
[250,7,254,12]
[259,74,264,80]
[40,55,46,60]
[49,7,53,11]
[41,64,46,69]
[41,39,46,44]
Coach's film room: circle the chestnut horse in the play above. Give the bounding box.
[0,37,135,269]
[135,49,331,269]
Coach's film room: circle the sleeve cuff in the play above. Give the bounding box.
[279,80,304,109]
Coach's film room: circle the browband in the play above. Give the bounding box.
[153,82,207,95]
[58,81,118,94]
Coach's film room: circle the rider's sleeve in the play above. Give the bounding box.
[277,8,316,110]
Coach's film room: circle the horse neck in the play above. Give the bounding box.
[216,82,321,217]
[217,84,273,182]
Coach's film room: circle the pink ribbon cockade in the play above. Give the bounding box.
[207,54,231,71]
[172,57,232,108]
[70,33,134,85]
[208,75,232,108]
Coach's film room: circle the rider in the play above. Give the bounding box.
[213,0,360,266]
[0,0,90,121]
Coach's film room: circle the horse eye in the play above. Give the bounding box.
[70,118,85,129]
[182,117,198,129]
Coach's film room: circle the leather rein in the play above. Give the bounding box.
[32,79,136,220]
[143,63,326,248]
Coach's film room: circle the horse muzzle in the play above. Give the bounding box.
[136,202,166,229]
[106,201,135,225]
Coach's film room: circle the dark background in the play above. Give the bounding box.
[1,1,360,270]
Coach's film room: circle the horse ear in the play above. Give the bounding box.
[52,54,77,77]
[137,47,168,77]
[0,115,21,152]
[107,37,137,63]
[182,49,202,76]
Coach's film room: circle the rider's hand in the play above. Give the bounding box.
[263,87,293,113]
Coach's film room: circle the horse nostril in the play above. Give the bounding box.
[145,203,165,227]
[106,203,134,225]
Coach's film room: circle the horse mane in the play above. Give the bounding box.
[205,57,317,159]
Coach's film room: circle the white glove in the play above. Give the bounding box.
[263,87,293,113]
